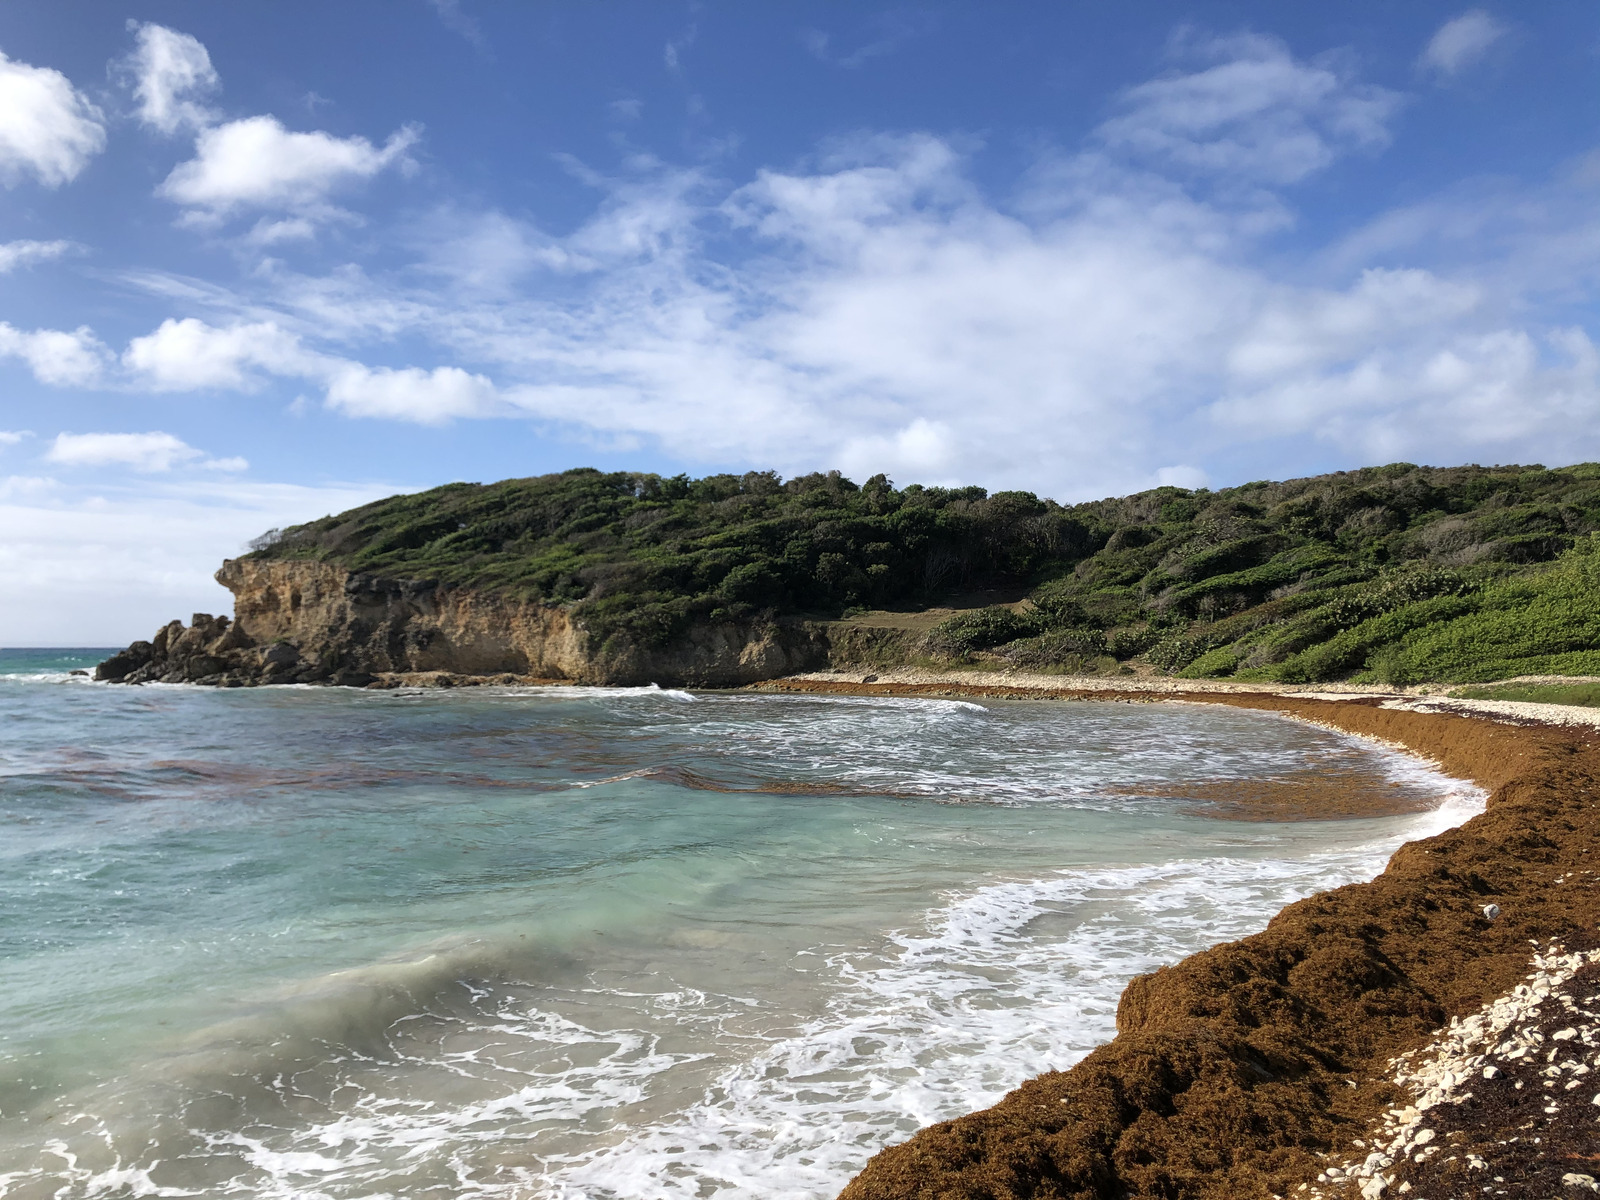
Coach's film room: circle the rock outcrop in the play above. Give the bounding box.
[97,558,830,687]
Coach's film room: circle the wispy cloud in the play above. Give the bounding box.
[1419,10,1508,80]
[1097,32,1400,186]
[664,25,696,73]
[44,430,245,472]
[116,22,220,134]
[427,0,488,53]
[800,11,938,70]
[0,238,76,273]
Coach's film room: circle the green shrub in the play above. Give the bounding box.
[1106,626,1158,659]
[926,607,1042,655]
[998,629,1108,669]
[1149,631,1218,673]
[1177,647,1241,677]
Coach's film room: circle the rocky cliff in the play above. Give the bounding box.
[96,558,830,687]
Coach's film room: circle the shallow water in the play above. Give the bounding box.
[0,651,1483,1198]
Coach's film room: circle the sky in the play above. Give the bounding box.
[0,2,1597,643]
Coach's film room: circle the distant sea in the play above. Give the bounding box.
[0,647,115,676]
[0,650,1483,1198]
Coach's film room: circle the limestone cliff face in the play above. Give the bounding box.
[219,558,596,681]
[98,558,829,687]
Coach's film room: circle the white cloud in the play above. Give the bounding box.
[1212,326,1600,464]
[119,22,219,134]
[159,115,419,219]
[99,35,1600,497]
[0,431,26,446]
[123,317,316,391]
[0,49,105,187]
[1097,33,1400,185]
[1419,11,1507,79]
[44,431,217,472]
[0,238,75,273]
[325,364,502,423]
[428,0,487,50]
[1226,268,1482,380]
[0,323,109,386]
[117,317,496,425]
[0,476,397,643]
[413,209,588,291]
[429,128,1598,489]
[244,216,319,245]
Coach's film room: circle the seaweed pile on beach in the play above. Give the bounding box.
[837,697,1600,1200]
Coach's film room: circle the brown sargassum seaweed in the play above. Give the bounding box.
[813,692,1600,1200]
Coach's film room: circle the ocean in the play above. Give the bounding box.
[0,650,1483,1198]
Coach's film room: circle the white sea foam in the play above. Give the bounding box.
[546,802,1486,1199]
[70,780,1480,1200]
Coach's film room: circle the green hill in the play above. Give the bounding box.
[251,461,1600,685]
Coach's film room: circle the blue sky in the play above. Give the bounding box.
[1,2,1597,642]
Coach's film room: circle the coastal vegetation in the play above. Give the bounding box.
[1448,679,1600,707]
[249,461,1600,684]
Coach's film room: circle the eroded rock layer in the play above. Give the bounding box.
[831,696,1600,1200]
[96,558,828,687]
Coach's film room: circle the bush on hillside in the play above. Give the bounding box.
[252,463,1600,675]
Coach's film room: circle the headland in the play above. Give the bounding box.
[94,461,1600,692]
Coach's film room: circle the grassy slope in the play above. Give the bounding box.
[251,462,1600,684]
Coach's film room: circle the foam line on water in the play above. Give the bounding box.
[459,683,701,703]
[66,778,1480,1200]
[545,793,1486,1199]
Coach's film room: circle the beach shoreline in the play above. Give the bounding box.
[770,672,1600,1199]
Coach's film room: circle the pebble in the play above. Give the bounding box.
[1304,943,1600,1199]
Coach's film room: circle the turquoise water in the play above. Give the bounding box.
[0,652,1482,1198]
